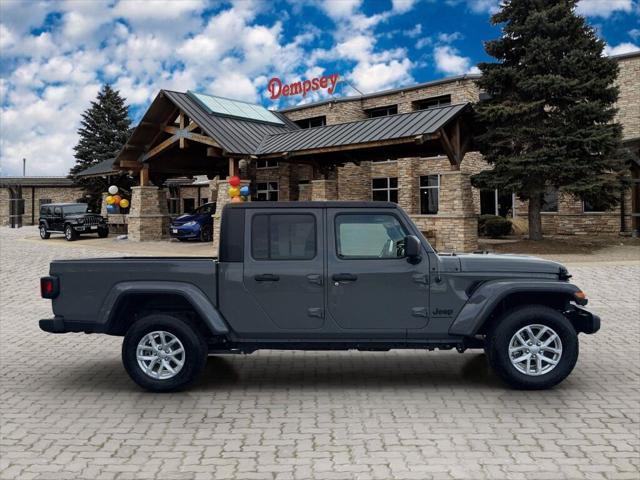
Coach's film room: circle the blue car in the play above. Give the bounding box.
[169,202,216,242]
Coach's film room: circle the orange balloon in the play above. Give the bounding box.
[113,195,122,204]
[230,196,243,203]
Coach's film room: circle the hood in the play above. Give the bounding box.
[457,253,565,275]
[66,213,100,220]
[172,213,200,223]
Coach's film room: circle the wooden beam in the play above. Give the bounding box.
[145,107,178,151]
[142,134,178,161]
[229,158,240,177]
[179,113,186,149]
[140,165,149,186]
[439,128,460,169]
[187,121,198,132]
[119,160,141,169]
[186,132,221,148]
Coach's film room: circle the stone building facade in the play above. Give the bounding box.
[246,51,639,248]
[0,177,85,226]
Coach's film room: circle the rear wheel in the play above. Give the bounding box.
[98,227,109,238]
[485,305,578,390]
[122,314,207,392]
[39,224,50,239]
[64,224,77,241]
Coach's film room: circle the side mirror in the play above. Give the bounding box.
[404,235,422,263]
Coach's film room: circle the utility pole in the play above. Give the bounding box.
[23,158,26,176]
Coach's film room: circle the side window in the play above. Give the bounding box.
[53,207,62,216]
[335,214,407,259]
[252,214,316,260]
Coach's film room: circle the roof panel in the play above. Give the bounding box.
[189,91,284,125]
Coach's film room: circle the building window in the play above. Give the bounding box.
[419,175,439,214]
[200,197,209,205]
[583,198,608,213]
[366,105,398,118]
[167,186,180,214]
[183,198,195,213]
[413,95,451,110]
[294,116,326,129]
[251,214,316,260]
[256,182,279,201]
[256,159,279,169]
[39,198,52,206]
[542,188,558,213]
[335,213,407,259]
[372,177,398,203]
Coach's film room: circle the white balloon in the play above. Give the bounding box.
[108,185,118,195]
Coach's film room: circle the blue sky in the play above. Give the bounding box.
[1,0,638,176]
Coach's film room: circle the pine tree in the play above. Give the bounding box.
[471,0,626,240]
[69,85,133,210]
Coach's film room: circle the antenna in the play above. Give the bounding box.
[340,78,365,97]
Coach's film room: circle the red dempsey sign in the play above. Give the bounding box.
[267,74,340,99]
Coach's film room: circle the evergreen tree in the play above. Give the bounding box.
[69,85,133,210]
[472,0,626,240]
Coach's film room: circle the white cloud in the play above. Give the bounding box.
[446,0,500,14]
[576,0,634,18]
[317,0,362,20]
[433,45,476,75]
[392,0,418,14]
[351,58,413,92]
[405,24,422,38]
[437,32,463,43]
[603,42,640,56]
[630,28,640,40]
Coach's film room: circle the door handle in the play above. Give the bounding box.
[332,273,358,282]
[306,274,322,285]
[254,273,280,282]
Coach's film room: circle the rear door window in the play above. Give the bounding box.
[251,214,316,260]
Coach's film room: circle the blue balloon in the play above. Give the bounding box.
[240,185,250,197]
[106,204,118,214]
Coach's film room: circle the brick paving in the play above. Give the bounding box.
[1,227,639,480]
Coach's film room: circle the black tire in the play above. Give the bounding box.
[122,314,207,392]
[98,227,109,238]
[200,224,212,242]
[485,305,579,390]
[64,224,77,241]
[39,224,50,239]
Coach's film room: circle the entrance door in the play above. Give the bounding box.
[326,209,430,334]
[243,208,325,332]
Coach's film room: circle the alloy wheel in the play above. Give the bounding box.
[508,324,563,376]
[136,331,186,380]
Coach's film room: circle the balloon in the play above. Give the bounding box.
[228,186,240,198]
[106,204,117,213]
[119,198,129,209]
[108,185,119,195]
[228,176,241,187]
[106,195,115,205]
[240,195,248,202]
[240,185,250,197]
[230,196,243,203]
[113,195,122,205]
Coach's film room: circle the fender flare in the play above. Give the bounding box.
[448,280,581,336]
[99,281,229,335]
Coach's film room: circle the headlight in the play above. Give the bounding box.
[77,218,84,224]
[183,221,197,227]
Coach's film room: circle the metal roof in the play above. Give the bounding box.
[257,103,470,155]
[75,158,118,178]
[224,201,397,210]
[0,176,77,187]
[162,90,296,155]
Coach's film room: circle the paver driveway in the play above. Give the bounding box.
[1,227,639,480]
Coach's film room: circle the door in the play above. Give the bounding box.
[243,209,325,332]
[326,209,430,333]
[52,206,63,231]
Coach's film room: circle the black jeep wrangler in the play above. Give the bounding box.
[39,203,109,241]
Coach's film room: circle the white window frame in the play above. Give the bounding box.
[371,177,398,202]
[256,182,279,201]
[419,174,440,215]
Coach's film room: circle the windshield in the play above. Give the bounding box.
[62,204,88,215]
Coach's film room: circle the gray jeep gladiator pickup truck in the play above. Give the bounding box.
[40,201,600,392]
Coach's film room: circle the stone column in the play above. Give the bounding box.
[100,192,109,216]
[212,179,251,255]
[437,171,478,252]
[311,179,338,201]
[338,161,371,200]
[127,186,170,241]
[397,158,418,214]
[298,184,312,201]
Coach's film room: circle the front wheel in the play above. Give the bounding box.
[98,227,109,238]
[200,224,212,242]
[485,305,578,390]
[64,224,77,241]
[122,314,208,392]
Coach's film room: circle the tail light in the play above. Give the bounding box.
[40,276,59,299]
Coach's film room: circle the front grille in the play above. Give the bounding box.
[85,216,101,226]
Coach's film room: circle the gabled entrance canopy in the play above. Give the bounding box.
[115,89,475,185]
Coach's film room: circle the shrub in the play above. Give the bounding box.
[483,216,513,238]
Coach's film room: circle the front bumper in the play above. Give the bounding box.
[169,224,200,239]
[566,306,601,334]
[73,224,107,232]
